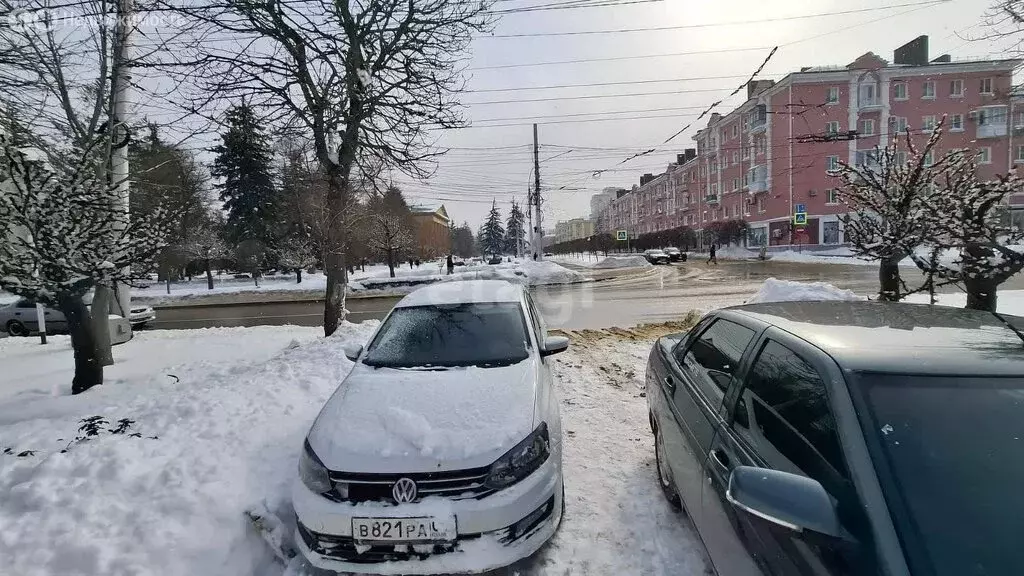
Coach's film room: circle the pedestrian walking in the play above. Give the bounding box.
[707,243,718,265]
[446,254,454,275]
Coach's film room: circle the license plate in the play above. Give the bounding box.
[351,516,457,543]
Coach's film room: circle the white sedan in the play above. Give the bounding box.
[293,279,568,574]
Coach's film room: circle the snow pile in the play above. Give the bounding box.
[593,255,653,269]
[0,322,378,576]
[0,291,17,305]
[748,277,864,304]
[517,260,587,285]
[132,273,328,304]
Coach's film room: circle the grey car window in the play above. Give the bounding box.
[676,319,756,396]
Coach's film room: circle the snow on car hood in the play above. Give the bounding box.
[307,359,539,473]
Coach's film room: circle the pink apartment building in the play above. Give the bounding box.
[596,36,1024,249]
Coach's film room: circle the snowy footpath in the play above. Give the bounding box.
[0,320,707,576]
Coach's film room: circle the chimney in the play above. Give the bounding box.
[676,153,686,165]
[746,79,776,99]
[640,173,654,186]
[616,189,628,199]
[894,35,929,66]
[684,148,696,163]
[931,54,951,63]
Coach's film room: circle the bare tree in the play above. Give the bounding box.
[911,151,1024,311]
[275,234,317,283]
[152,0,493,335]
[836,125,949,301]
[0,135,174,393]
[367,212,413,278]
[179,223,229,290]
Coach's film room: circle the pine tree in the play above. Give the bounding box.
[479,200,505,256]
[210,104,279,247]
[505,200,525,257]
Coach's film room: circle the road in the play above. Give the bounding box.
[148,259,960,331]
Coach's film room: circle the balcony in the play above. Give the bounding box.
[705,194,720,204]
[978,124,1008,139]
[748,105,767,133]
[858,96,882,111]
[747,165,767,193]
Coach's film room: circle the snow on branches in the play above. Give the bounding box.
[0,134,176,305]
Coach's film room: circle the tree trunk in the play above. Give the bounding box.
[206,259,214,290]
[253,266,260,287]
[388,250,396,278]
[59,293,103,394]
[324,252,347,336]
[296,267,302,283]
[878,257,902,301]
[166,277,171,295]
[90,285,114,367]
[965,277,998,311]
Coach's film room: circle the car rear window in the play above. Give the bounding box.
[362,302,530,368]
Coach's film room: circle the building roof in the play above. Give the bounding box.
[395,280,523,308]
[722,301,1024,376]
[408,204,450,222]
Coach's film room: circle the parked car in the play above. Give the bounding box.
[663,247,686,262]
[643,249,670,264]
[645,300,1024,576]
[0,296,155,336]
[293,280,568,574]
[487,255,503,265]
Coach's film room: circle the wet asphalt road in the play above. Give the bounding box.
[146,259,981,331]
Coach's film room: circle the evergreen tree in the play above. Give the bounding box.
[504,200,525,257]
[452,222,476,257]
[479,200,505,256]
[210,104,279,246]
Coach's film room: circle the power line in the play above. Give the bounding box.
[466,46,773,71]
[465,73,786,93]
[492,0,662,14]
[481,1,945,37]
[465,87,735,106]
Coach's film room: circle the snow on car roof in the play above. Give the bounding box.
[395,279,524,308]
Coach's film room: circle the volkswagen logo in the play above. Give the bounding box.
[392,477,418,504]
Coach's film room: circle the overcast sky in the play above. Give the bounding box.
[386,0,1013,230]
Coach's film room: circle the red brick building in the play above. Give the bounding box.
[597,36,1023,249]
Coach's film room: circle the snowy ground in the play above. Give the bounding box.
[0,320,706,576]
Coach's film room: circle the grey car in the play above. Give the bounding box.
[645,301,1024,576]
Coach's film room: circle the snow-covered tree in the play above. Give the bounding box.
[479,200,505,256]
[836,124,947,301]
[178,223,230,290]
[911,151,1024,311]
[210,104,279,246]
[275,234,318,283]
[366,187,414,278]
[505,200,525,257]
[0,135,174,393]
[451,222,476,258]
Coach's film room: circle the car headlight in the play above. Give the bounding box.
[298,440,333,494]
[485,423,550,490]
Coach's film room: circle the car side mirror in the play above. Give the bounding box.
[343,343,363,362]
[727,466,842,539]
[540,335,570,357]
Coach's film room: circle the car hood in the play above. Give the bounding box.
[307,358,539,473]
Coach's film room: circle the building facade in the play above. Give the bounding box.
[554,218,596,244]
[596,36,1023,249]
[409,204,451,259]
[589,188,620,219]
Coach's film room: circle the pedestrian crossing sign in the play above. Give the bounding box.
[616,230,628,241]
[793,212,808,225]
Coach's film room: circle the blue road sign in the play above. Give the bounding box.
[795,203,806,214]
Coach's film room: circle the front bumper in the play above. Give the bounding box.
[128,310,156,325]
[293,456,562,575]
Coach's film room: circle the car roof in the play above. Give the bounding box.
[721,301,1024,376]
[395,280,524,308]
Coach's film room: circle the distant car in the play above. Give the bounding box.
[646,301,1024,576]
[663,247,685,262]
[293,280,567,574]
[643,249,670,264]
[487,255,503,265]
[0,296,155,336]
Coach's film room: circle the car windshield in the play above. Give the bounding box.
[855,374,1024,576]
[362,302,530,368]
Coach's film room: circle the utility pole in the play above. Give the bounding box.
[112,0,133,319]
[532,123,543,261]
[526,184,533,259]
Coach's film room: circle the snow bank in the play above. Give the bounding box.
[748,277,864,304]
[517,260,587,285]
[593,255,653,269]
[0,291,17,305]
[0,322,378,576]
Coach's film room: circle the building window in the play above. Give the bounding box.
[980,77,993,94]
[1016,146,1024,163]
[744,201,751,216]
[860,119,875,135]
[825,189,839,205]
[711,182,718,195]
[893,82,907,100]
[859,83,878,106]
[732,125,738,138]
[732,151,739,165]
[823,221,841,245]
[710,160,718,173]
[977,147,992,164]
[922,115,937,131]
[826,155,840,172]
[1015,110,1024,128]
[893,116,909,134]
[756,196,765,213]
[922,81,936,99]
[950,79,964,97]
[755,137,766,156]
[924,151,934,167]
[742,116,749,132]
[951,114,964,131]
[826,86,839,104]
[825,121,840,135]
[894,151,907,166]
[742,146,750,160]
[733,177,740,191]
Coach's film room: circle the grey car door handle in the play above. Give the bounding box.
[709,449,730,470]
[664,375,676,393]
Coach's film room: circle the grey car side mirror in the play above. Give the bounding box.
[540,335,570,357]
[727,465,842,538]
[343,344,363,362]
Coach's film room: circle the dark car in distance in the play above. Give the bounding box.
[645,301,1024,576]
[643,249,670,265]
[663,247,686,262]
